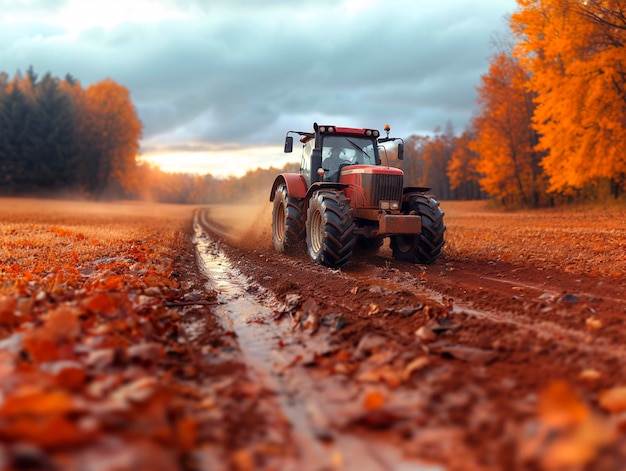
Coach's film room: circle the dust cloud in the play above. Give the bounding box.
[203,201,274,252]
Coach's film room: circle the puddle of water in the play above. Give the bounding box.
[193,216,443,471]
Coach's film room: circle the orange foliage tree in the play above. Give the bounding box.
[447,129,483,200]
[470,51,545,207]
[511,0,626,197]
[75,79,143,197]
[398,128,454,200]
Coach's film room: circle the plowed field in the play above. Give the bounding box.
[0,198,625,471]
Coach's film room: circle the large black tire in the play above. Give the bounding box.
[390,194,445,264]
[306,190,355,268]
[272,184,304,253]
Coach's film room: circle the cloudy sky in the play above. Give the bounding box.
[1,0,518,177]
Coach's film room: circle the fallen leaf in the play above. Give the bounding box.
[415,326,437,343]
[403,356,430,380]
[598,386,626,413]
[0,387,80,416]
[176,416,198,451]
[82,291,119,315]
[585,316,602,330]
[367,303,380,316]
[578,369,601,381]
[0,414,92,448]
[363,391,385,410]
[110,376,158,405]
[39,360,86,389]
[539,381,589,427]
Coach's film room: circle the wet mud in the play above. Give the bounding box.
[193,203,626,471]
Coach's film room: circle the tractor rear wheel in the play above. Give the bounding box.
[390,193,445,264]
[306,190,355,268]
[272,183,304,253]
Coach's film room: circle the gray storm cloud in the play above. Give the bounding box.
[1,0,516,154]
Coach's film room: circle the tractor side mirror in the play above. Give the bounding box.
[397,142,404,160]
[284,136,293,153]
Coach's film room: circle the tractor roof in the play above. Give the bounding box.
[299,124,380,143]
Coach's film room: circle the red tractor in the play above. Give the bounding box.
[270,122,445,268]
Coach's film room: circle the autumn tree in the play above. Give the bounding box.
[447,128,483,200]
[76,79,143,198]
[397,135,429,188]
[422,123,455,200]
[470,51,545,207]
[511,0,626,197]
[396,129,454,200]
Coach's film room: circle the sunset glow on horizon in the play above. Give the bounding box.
[138,146,296,178]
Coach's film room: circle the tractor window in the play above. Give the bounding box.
[321,135,378,166]
[300,140,313,186]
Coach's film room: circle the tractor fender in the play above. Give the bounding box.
[304,182,348,201]
[301,182,349,216]
[269,174,307,202]
[403,186,431,195]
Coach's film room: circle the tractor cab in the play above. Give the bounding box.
[299,135,380,183]
[284,123,401,187]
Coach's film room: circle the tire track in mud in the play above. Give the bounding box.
[351,267,626,365]
[194,207,626,470]
[193,209,441,471]
[196,204,626,390]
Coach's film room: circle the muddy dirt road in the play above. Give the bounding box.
[194,201,626,471]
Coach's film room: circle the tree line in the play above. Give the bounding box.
[0,67,141,198]
[6,0,626,211]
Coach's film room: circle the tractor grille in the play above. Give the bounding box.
[362,174,403,207]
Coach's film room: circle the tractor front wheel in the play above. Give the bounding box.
[272,184,304,253]
[306,190,355,268]
[390,194,445,264]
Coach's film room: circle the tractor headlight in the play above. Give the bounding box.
[380,201,399,210]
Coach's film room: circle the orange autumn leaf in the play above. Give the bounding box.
[526,381,617,470]
[363,391,385,411]
[98,274,125,290]
[176,416,198,451]
[82,291,119,315]
[23,335,62,363]
[598,386,626,413]
[0,296,19,327]
[0,414,92,449]
[40,361,87,390]
[539,381,589,427]
[42,306,81,343]
[0,387,79,416]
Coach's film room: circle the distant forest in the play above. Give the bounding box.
[2,0,626,207]
[0,67,141,198]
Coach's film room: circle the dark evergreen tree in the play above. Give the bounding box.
[0,83,36,193]
[26,65,38,89]
[29,73,80,191]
